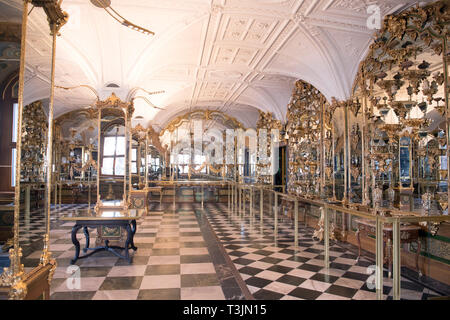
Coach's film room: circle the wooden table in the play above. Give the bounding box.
[60,207,143,264]
[355,218,421,277]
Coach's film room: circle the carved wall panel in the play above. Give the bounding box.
[20,101,47,183]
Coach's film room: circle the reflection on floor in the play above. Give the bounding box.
[47,204,231,300]
[205,203,442,300]
[19,202,447,300]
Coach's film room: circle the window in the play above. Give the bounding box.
[177,154,190,174]
[193,154,206,173]
[148,156,160,172]
[141,155,146,174]
[12,103,18,143]
[249,149,256,176]
[194,154,205,165]
[11,149,16,187]
[131,148,137,174]
[11,103,18,187]
[102,130,125,176]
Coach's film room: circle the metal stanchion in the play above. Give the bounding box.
[323,207,329,269]
[234,183,237,215]
[260,187,263,228]
[269,191,272,214]
[239,186,242,216]
[87,182,91,209]
[376,217,384,300]
[250,187,253,216]
[227,183,230,212]
[25,185,30,218]
[201,184,204,209]
[236,184,238,215]
[230,183,233,213]
[241,188,245,216]
[294,200,298,249]
[274,192,278,238]
[173,184,176,210]
[393,218,401,300]
[244,187,247,216]
[236,185,239,215]
[241,187,244,216]
[303,206,307,227]
[259,188,264,234]
[54,182,57,206]
[233,183,236,214]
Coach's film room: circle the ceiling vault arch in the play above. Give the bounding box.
[11,0,432,130]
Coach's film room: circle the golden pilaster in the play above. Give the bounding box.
[40,21,58,268]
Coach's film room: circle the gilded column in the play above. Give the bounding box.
[127,108,132,202]
[320,96,326,198]
[145,133,149,188]
[443,38,450,205]
[7,0,29,282]
[96,106,101,206]
[41,22,58,265]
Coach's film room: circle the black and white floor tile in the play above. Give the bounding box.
[16,200,449,300]
[204,202,445,300]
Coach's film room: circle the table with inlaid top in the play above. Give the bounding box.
[60,206,144,264]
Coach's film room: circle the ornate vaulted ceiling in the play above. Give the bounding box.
[1,0,433,131]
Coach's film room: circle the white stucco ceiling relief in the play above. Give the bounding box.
[5,0,434,131]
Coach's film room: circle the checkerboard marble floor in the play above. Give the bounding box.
[38,203,232,300]
[18,204,82,243]
[204,202,445,300]
[19,201,448,300]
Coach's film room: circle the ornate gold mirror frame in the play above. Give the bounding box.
[256,110,282,185]
[159,109,244,182]
[130,124,147,190]
[95,94,134,210]
[0,0,67,299]
[285,81,331,199]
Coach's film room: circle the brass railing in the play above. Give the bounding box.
[227,181,450,300]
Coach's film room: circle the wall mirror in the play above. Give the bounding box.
[399,135,412,187]
[138,138,146,189]
[1,0,67,300]
[52,108,99,207]
[130,123,147,190]
[147,145,163,182]
[0,0,23,269]
[330,107,346,201]
[98,107,127,207]
[19,1,55,275]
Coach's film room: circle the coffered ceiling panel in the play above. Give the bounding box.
[2,0,434,131]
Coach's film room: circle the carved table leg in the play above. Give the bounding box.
[129,220,137,251]
[70,225,82,264]
[83,227,90,253]
[123,223,133,264]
